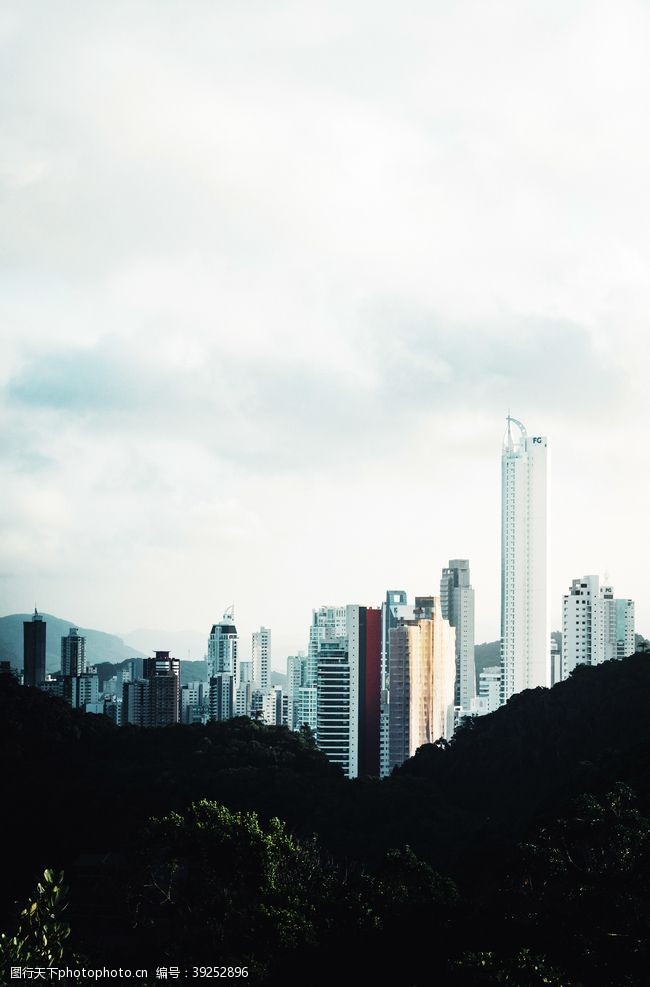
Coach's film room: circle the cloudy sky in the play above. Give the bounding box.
[1,1,649,665]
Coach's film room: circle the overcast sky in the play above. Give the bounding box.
[1,1,649,666]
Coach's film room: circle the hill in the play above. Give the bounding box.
[3,653,650,985]
[0,613,146,673]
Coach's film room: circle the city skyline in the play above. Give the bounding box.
[2,2,649,662]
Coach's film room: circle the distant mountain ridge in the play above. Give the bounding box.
[0,613,146,673]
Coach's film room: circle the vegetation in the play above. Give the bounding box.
[2,652,650,984]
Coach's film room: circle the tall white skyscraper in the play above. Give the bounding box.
[252,626,271,691]
[562,575,635,678]
[440,559,476,713]
[500,416,549,703]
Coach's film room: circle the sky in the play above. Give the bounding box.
[1,0,649,667]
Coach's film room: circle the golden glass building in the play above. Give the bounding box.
[388,596,456,771]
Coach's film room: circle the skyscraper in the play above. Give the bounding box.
[440,559,476,713]
[207,610,238,681]
[562,576,635,678]
[61,627,86,677]
[306,606,348,687]
[252,627,271,691]
[207,609,238,721]
[124,651,180,727]
[23,609,46,688]
[388,596,456,771]
[500,416,549,703]
[312,604,382,778]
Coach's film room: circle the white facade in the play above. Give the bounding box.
[295,686,317,733]
[500,417,549,703]
[477,665,501,714]
[440,560,476,713]
[286,654,306,730]
[252,627,271,691]
[181,681,208,724]
[562,575,635,678]
[261,686,283,725]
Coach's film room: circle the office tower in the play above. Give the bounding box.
[23,609,46,688]
[252,627,271,691]
[208,609,238,722]
[500,416,549,703]
[550,634,562,686]
[61,627,86,677]
[562,576,635,678]
[440,560,476,713]
[388,596,456,772]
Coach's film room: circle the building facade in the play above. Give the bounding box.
[23,609,46,688]
[61,627,87,677]
[440,559,476,713]
[388,596,456,772]
[208,610,239,722]
[500,416,549,703]
[252,627,271,691]
[562,575,635,678]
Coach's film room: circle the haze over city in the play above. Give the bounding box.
[1,1,648,664]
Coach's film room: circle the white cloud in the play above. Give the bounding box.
[1,0,649,657]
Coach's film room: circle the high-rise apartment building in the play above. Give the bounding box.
[208,611,238,681]
[562,576,635,678]
[143,651,180,727]
[252,627,271,691]
[312,605,382,778]
[316,640,351,774]
[123,651,180,727]
[286,654,307,731]
[500,416,549,703]
[208,610,238,722]
[61,627,86,677]
[380,591,413,777]
[440,560,476,713]
[23,609,46,688]
[387,596,456,771]
[307,606,348,687]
